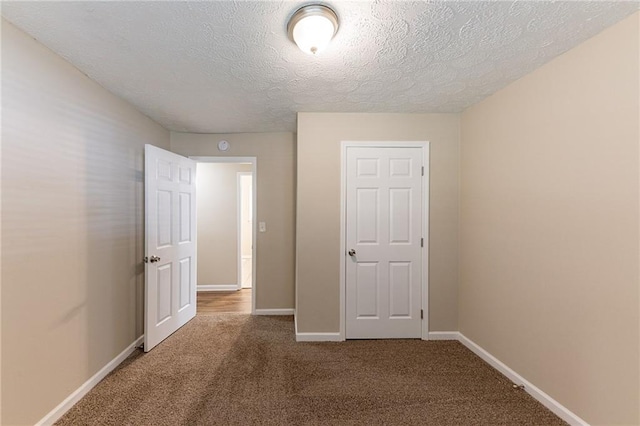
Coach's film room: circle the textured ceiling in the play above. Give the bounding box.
[2,1,638,133]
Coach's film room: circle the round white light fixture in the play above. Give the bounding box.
[287,4,339,55]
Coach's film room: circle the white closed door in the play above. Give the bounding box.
[346,146,424,339]
[144,144,197,352]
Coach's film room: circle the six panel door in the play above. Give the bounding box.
[345,146,423,339]
[144,144,197,352]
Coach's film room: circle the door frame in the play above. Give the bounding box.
[237,171,253,290]
[339,141,430,341]
[191,156,257,314]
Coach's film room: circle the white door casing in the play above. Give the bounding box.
[144,144,197,352]
[344,144,427,339]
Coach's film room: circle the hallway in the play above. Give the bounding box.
[197,289,251,314]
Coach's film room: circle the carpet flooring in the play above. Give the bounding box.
[56,315,565,425]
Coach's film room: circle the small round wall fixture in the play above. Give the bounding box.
[287,4,339,55]
[217,140,230,152]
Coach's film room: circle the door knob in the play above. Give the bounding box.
[149,255,161,263]
[348,249,356,256]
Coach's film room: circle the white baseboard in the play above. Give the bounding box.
[295,332,343,342]
[36,335,144,426]
[254,308,294,315]
[458,333,588,426]
[428,331,460,340]
[197,284,238,292]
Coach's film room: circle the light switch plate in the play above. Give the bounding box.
[259,222,266,233]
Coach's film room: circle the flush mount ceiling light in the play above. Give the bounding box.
[287,4,339,55]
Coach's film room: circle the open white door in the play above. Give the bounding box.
[144,144,197,352]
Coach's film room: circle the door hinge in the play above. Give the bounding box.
[143,256,149,263]
[421,309,424,320]
[421,166,424,176]
[421,238,423,248]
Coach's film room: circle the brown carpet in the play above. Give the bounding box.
[56,315,565,425]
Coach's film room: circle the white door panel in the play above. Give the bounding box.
[145,144,197,352]
[356,262,379,317]
[346,146,423,339]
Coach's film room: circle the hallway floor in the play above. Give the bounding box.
[197,289,251,314]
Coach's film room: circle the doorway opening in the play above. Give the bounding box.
[192,156,257,315]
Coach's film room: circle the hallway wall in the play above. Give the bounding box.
[197,162,252,286]
[170,132,295,310]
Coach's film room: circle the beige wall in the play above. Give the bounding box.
[296,113,460,333]
[460,12,639,426]
[170,132,296,309]
[196,163,251,286]
[1,19,170,425]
